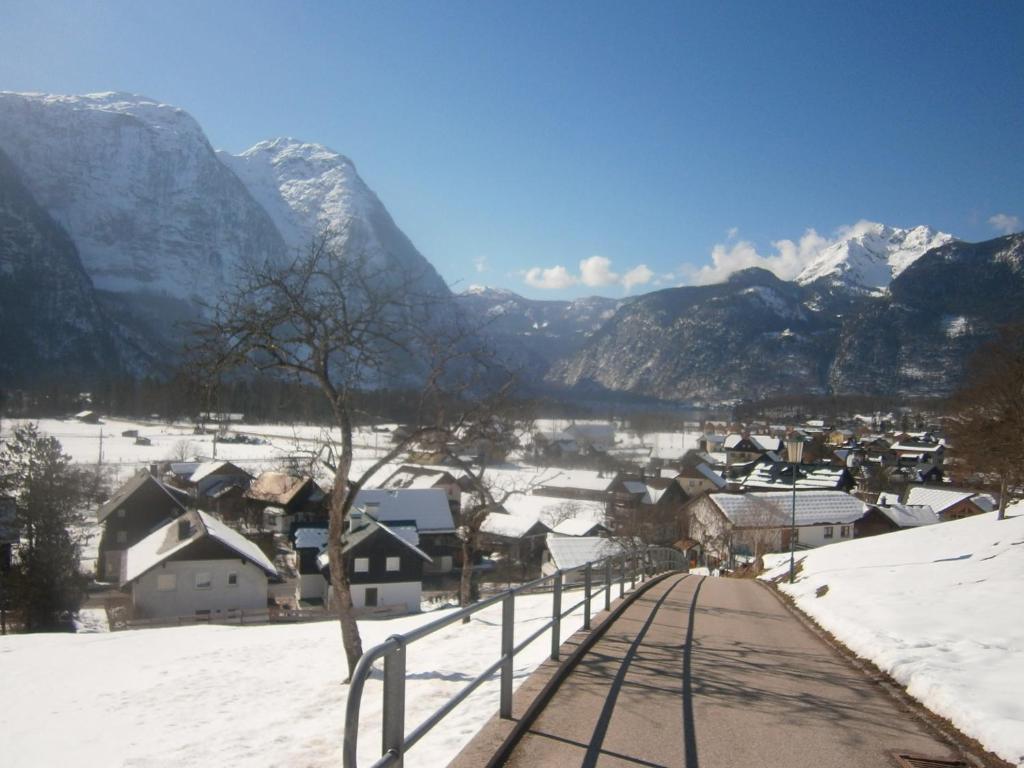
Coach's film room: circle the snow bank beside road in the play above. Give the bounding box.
[762,507,1024,767]
[0,590,586,767]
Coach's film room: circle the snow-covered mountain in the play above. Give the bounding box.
[219,138,449,298]
[795,223,955,294]
[0,92,286,303]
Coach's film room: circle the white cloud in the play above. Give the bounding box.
[684,221,878,286]
[622,264,654,292]
[726,226,739,240]
[522,256,655,293]
[989,213,1021,235]
[473,256,488,273]
[524,265,578,290]
[579,255,619,287]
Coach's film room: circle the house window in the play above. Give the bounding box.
[364,587,378,607]
[227,572,238,586]
[386,556,400,572]
[117,508,126,518]
[824,526,834,539]
[840,525,851,538]
[157,573,177,591]
[116,530,128,545]
[354,557,369,573]
[195,572,212,590]
[792,528,800,543]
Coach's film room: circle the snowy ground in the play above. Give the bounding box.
[761,507,1024,767]
[0,588,589,767]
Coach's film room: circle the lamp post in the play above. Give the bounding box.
[785,434,805,584]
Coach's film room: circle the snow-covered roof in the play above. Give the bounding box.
[891,442,943,453]
[905,487,978,514]
[189,460,249,485]
[710,491,866,527]
[381,466,451,491]
[740,463,848,491]
[122,510,277,585]
[545,535,625,571]
[502,495,607,526]
[480,512,548,539]
[697,464,728,489]
[354,488,455,533]
[552,518,608,537]
[538,469,616,493]
[873,503,939,528]
[317,515,432,569]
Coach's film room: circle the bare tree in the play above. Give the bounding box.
[191,233,500,678]
[732,495,789,572]
[946,326,1024,520]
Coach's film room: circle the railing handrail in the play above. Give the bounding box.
[343,545,686,768]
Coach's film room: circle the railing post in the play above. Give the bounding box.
[583,562,592,631]
[382,637,406,766]
[500,594,514,719]
[619,557,625,598]
[551,571,563,661]
[631,554,637,589]
[604,559,611,612]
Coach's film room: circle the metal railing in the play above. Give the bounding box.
[343,545,687,768]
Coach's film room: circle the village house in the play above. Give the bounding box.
[685,490,866,568]
[904,486,996,521]
[96,471,189,582]
[316,507,432,613]
[353,488,458,574]
[739,461,855,492]
[542,534,629,584]
[120,508,278,620]
[380,465,462,515]
[855,501,939,537]
[244,471,326,533]
[479,512,552,578]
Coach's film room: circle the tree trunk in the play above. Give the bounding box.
[998,476,1007,521]
[327,464,363,681]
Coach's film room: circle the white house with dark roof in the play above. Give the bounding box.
[686,490,866,567]
[354,488,457,573]
[121,509,278,620]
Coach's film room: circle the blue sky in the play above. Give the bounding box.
[2,1,1022,299]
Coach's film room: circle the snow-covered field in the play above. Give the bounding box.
[762,507,1024,767]
[0,588,588,767]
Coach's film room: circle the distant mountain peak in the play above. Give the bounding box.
[795,223,955,293]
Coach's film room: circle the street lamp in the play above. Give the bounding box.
[785,433,805,584]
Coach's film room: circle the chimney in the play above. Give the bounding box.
[177,519,192,540]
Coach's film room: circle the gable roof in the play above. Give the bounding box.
[316,514,432,569]
[500,494,607,526]
[244,472,320,508]
[122,509,277,585]
[904,486,985,514]
[709,490,865,527]
[97,472,187,523]
[872,503,939,528]
[552,517,609,537]
[481,512,550,539]
[545,535,626,571]
[740,462,850,491]
[189,460,251,485]
[354,488,455,534]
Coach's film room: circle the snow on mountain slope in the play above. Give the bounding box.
[762,508,1024,766]
[0,91,286,302]
[219,138,450,298]
[795,223,954,293]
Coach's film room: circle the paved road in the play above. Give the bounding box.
[497,574,963,768]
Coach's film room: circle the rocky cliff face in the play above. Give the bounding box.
[0,148,127,386]
[219,138,450,299]
[0,92,287,303]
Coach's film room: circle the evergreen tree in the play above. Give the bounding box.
[0,424,89,631]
